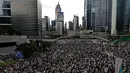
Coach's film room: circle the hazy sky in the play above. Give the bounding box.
[41,0,84,24]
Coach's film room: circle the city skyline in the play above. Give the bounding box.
[41,0,84,24]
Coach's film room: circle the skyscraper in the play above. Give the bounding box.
[55,2,62,20]
[95,0,112,32]
[56,21,63,35]
[84,0,91,29]
[111,0,130,35]
[55,2,64,35]
[69,21,73,30]
[42,16,50,31]
[84,0,112,32]
[11,0,42,36]
[73,15,79,30]
[123,0,130,33]
[82,16,86,29]
[51,20,56,31]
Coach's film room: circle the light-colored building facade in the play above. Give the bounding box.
[56,21,63,35]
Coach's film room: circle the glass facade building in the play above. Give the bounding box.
[95,0,112,32]
[11,0,42,36]
[116,0,126,34]
[84,0,112,32]
[115,0,130,34]
[42,16,50,31]
[84,0,91,29]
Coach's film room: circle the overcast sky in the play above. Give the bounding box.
[41,0,84,24]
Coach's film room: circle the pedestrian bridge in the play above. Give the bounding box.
[30,35,109,42]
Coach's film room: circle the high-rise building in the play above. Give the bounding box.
[55,2,64,35]
[57,12,64,22]
[124,0,130,31]
[128,0,130,31]
[111,0,130,35]
[51,20,56,31]
[69,21,73,30]
[42,16,50,31]
[121,0,130,33]
[55,2,61,20]
[95,0,112,32]
[11,0,42,36]
[65,22,67,29]
[0,0,11,25]
[56,21,63,35]
[73,15,79,30]
[82,16,86,29]
[84,0,112,32]
[84,0,91,29]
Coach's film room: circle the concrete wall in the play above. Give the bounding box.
[0,35,29,55]
[0,46,16,55]
[67,30,76,36]
[111,0,117,35]
[0,35,29,45]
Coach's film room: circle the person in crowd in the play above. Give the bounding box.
[0,39,129,73]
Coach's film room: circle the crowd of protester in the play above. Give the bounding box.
[0,39,129,72]
[0,54,16,62]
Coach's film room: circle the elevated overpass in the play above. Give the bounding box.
[30,30,109,42]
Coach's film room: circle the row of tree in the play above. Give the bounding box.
[15,40,52,59]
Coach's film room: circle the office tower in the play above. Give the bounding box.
[124,0,130,32]
[11,0,42,36]
[65,22,67,29]
[111,0,130,35]
[82,16,86,29]
[128,0,130,31]
[55,2,64,35]
[69,21,73,30]
[84,0,91,29]
[51,20,56,31]
[84,0,112,32]
[73,15,79,30]
[56,21,63,35]
[95,0,112,32]
[42,16,50,31]
[55,2,62,20]
[57,12,64,22]
[116,0,126,34]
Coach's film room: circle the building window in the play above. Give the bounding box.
[3,9,11,16]
[2,1,10,8]
[0,17,11,24]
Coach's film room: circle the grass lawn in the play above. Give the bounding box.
[0,60,16,67]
